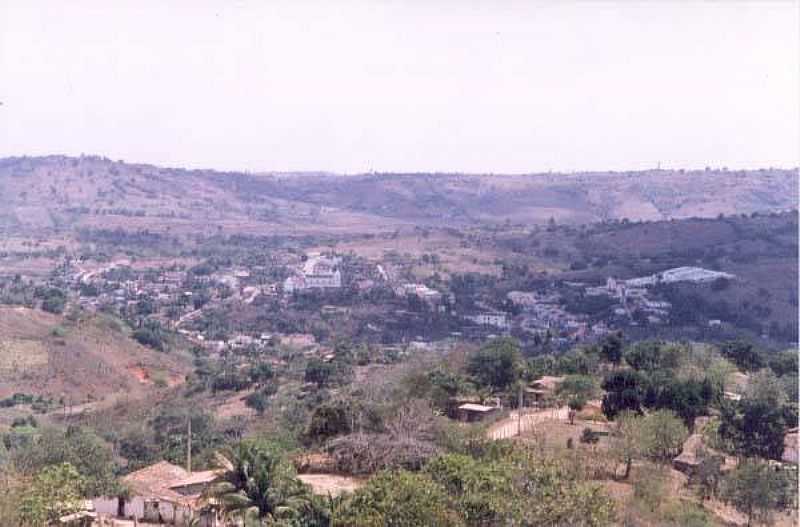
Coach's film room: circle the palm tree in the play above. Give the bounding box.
[205,439,314,526]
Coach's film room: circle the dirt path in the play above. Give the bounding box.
[299,474,366,497]
[487,406,569,440]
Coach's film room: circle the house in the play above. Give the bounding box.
[281,333,317,349]
[92,461,222,526]
[723,391,742,402]
[457,403,498,422]
[524,376,565,406]
[396,283,443,305]
[283,275,305,293]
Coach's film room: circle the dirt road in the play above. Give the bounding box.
[487,406,569,440]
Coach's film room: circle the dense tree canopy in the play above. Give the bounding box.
[601,370,647,419]
[722,459,795,527]
[466,338,522,390]
[19,463,85,527]
[11,426,119,497]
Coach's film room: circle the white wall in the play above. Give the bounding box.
[92,496,194,526]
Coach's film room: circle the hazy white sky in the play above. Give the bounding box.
[1,1,798,173]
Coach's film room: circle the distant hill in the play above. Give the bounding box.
[0,155,796,236]
[0,306,191,419]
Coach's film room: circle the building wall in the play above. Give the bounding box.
[92,497,118,517]
[92,496,195,526]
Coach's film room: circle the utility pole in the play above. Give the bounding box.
[517,383,523,436]
[186,415,192,474]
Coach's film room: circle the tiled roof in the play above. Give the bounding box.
[122,461,195,505]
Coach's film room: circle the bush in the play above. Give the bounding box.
[326,434,442,475]
[41,289,67,314]
[306,403,351,444]
[334,470,462,527]
[133,328,165,351]
[580,427,600,445]
[244,390,271,415]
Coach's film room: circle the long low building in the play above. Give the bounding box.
[625,266,734,287]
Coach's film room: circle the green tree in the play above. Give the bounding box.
[40,288,67,314]
[692,447,724,500]
[650,377,714,428]
[334,470,463,527]
[719,399,789,460]
[557,374,598,401]
[244,389,272,416]
[305,358,335,388]
[601,370,647,419]
[641,410,688,464]
[744,370,787,406]
[466,338,522,390]
[150,407,222,468]
[721,459,794,527]
[624,340,684,372]
[609,411,646,479]
[249,362,275,385]
[768,349,798,377]
[568,396,587,425]
[305,403,352,444]
[599,332,624,366]
[423,453,516,525]
[19,463,85,526]
[510,449,615,526]
[719,340,764,372]
[207,439,314,525]
[719,370,794,460]
[11,426,119,497]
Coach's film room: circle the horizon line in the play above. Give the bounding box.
[1,152,798,177]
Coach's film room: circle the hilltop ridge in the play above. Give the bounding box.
[0,155,796,236]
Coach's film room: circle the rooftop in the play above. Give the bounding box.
[458,403,496,412]
[168,469,223,489]
[121,461,206,505]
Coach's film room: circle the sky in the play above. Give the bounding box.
[1,1,798,174]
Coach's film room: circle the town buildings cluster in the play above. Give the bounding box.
[12,252,738,359]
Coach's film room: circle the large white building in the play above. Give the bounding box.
[396,283,442,304]
[625,266,734,287]
[284,255,342,292]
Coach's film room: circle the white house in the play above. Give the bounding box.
[465,311,510,330]
[92,461,222,526]
[284,256,343,292]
